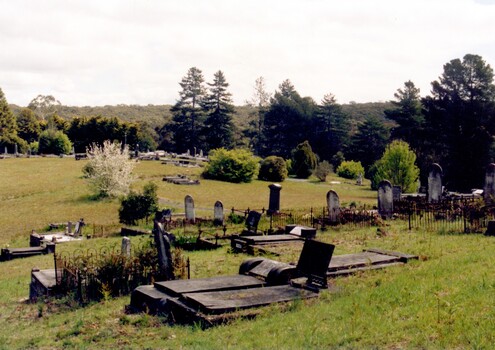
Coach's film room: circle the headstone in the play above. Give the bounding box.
[67,221,73,234]
[245,211,262,234]
[326,190,340,224]
[356,173,363,186]
[213,200,224,226]
[378,180,393,219]
[184,195,195,223]
[199,150,204,158]
[392,186,402,202]
[121,236,131,257]
[268,183,282,215]
[152,211,174,280]
[484,163,495,203]
[3,146,6,154]
[14,144,18,155]
[428,163,443,203]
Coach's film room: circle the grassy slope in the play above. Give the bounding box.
[1,158,494,349]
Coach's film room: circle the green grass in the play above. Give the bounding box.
[1,158,494,349]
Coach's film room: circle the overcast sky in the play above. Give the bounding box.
[1,0,495,107]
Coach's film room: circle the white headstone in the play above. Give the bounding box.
[484,163,495,203]
[378,180,393,219]
[121,237,131,257]
[428,163,443,203]
[184,195,195,223]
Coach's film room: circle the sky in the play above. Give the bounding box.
[1,0,495,107]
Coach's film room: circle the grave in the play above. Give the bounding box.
[428,163,443,203]
[378,180,393,219]
[267,183,282,215]
[392,186,402,202]
[213,201,224,226]
[1,242,55,262]
[129,239,335,327]
[326,190,340,224]
[162,174,200,185]
[239,210,262,236]
[484,163,495,204]
[184,195,195,223]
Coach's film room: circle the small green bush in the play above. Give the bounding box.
[38,129,72,155]
[203,148,259,183]
[119,182,158,225]
[258,156,288,182]
[314,160,333,182]
[291,140,317,179]
[336,160,364,180]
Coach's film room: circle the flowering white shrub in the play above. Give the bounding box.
[83,140,135,198]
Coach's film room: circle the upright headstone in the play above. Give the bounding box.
[244,211,262,234]
[268,183,282,215]
[14,144,18,156]
[392,186,402,202]
[199,150,204,158]
[213,200,224,226]
[428,163,443,203]
[121,236,131,257]
[3,146,6,155]
[326,190,340,224]
[484,163,495,203]
[184,195,195,223]
[378,180,393,219]
[356,173,363,186]
[152,210,174,280]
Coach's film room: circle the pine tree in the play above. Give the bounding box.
[202,70,236,151]
[170,67,206,153]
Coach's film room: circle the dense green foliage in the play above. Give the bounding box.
[337,160,365,180]
[372,140,420,192]
[38,129,72,155]
[203,148,259,183]
[314,160,333,182]
[119,182,158,225]
[258,156,288,182]
[291,140,317,179]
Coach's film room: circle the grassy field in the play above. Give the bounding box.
[1,158,494,349]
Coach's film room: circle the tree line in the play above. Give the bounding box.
[1,53,494,191]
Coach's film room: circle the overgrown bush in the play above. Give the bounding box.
[336,160,364,180]
[83,140,135,198]
[291,140,317,179]
[38,129,72,155]
[119,182,158,225]
[258,156,288,182]
[202,148,259,183]
[0,134,29,154]
[314,160,333,182]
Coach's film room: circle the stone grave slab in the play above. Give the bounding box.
[154,275,265,297]
[182,285,318,315]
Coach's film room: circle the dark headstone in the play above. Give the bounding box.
[485,220,495,236]
[428,163,443,203]
[153,211,174,280]
[268,184,282,214]
[378,180,393,219]
[295,240,335,288]
[245,211,262,234]
[392,186,402,202]
[213,201,224,226]
[326,190,340,224]
[289,226,316,239]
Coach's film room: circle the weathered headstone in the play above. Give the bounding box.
[184,195,195,223]
[428,163,443,203]
[213,200,224,226]
[378,180,393,219]
[3,146,6,155]
[326,190,340,224]
[245,211,262,234]
[152,211,174,280]
[484,163,495,203]
[268,183,282,215]
[392,186,402,202]
[121,236,131,257]
[14,144,18,155]
[356,173,363,186]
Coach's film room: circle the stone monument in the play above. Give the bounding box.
[378,180,393,219]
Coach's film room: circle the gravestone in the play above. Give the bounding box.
[268,184,282,215]
[121,237,131,257]
[3,146,6,154]
[428,163,443,203]
[184,195,195,223]
[326,190,340,224]
[213,201,224,226]
[14,143,18,155]
[484,163,495,203]
[378,180,393,219]
[152,211,174,280]
[244,211,262,234]
[356,173,363,186]
[392,186,402,202]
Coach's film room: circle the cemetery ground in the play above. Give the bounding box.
[0,159,494,348]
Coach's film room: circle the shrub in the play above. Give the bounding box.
[202,148,259,183]
[0,134,29,154]
[83,140,135,198]
[258,156,288,182]
[38,129,72,155]
[291,140,317,179]
[119,182,158,225]
[372,140,420,192]
[336,160,364,180]
[314,160,333,182]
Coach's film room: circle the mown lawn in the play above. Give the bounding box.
[1,157,494,349]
